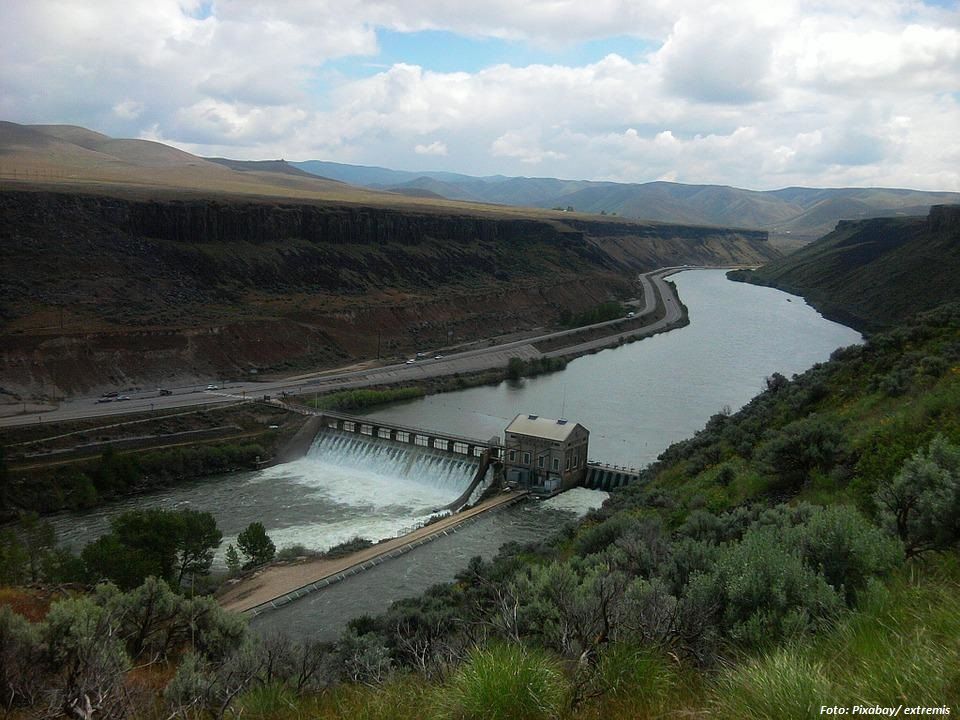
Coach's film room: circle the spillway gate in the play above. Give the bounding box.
[317,410,502,461]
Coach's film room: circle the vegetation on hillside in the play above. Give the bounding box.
[729,205,960,330]
[2,302,958,717]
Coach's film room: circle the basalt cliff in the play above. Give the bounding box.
[0,188,777,396]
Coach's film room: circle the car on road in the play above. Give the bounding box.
[101,391,118,398]
[158,388,172,396]
[206,384,219,390]
[116,396,131,401]
[95,397,113,404]
[405,359,416,364]
[434,354,443,359]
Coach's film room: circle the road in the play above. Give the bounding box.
[0,266,711,430]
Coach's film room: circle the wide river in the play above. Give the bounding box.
[362,270,862,467]
[46,270,861,640]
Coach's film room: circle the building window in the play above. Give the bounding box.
[552,457,560,471]
[523,452,531,465]
[573,453,579,468]
[509,449,516,462]
[565,455,571,470]
[538,455,545,468]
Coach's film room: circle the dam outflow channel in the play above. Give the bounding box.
[49,432,487,561]
[46,270,863,638]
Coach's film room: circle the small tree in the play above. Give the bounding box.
[175,510,223,586]
[16,512,57,582]
[225,545,241,577]
[237,523,275,568]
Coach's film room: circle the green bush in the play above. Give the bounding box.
[311,387,425,412]
[445,643,568,720]
[874,435,960,557]
[785,505,903,603]
[690,526,842,648]
[759,416,846,493]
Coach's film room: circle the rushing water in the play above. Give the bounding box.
[48,432,479,561]
[44,270,862,636]
[362,270,863,468]
[250,489,607,641]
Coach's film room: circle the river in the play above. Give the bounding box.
[44,269,861,639]
[361,270,862,467]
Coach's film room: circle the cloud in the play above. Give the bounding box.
[491,129,567,164]
[112,99,145,120]
[1,0,959,190]
[414,140,448,155]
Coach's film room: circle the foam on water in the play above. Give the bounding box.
[541,487,609,515]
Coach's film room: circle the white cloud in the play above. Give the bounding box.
[491,129,567,164]
[414,140,448,155]
[112,99,144,120]
[1,0,959,190]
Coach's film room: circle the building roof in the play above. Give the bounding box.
[505,413,586,442]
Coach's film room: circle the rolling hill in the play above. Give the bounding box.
[293,160,960,245]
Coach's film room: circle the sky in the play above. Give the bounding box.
[1,0,959,190]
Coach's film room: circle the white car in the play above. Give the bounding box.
[405,359,416,364]
[206,384,219,390]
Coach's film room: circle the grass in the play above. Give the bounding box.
[711,557,960,719]
[444,643,569,720]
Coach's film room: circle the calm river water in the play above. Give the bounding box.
[45,269,861,639]
[363,270,862,467]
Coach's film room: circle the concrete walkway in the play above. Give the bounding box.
[218,490,527,614]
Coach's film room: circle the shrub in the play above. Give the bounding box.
[785,505,903,603]
[759,416,845,493]
[874,435,960,557]
[445,643,568,720]
[690,527,842,648]
[0,606,44,709]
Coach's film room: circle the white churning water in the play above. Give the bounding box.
[308,432,479,493]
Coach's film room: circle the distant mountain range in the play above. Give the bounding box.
[294,160,960,244]
[2,120,957,246]
[730,205,960,330]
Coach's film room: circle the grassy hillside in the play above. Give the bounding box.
[729,205,960,330]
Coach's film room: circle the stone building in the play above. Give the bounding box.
[503,413,589,493]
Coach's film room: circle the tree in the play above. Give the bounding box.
[225,545,241,577]
[175,510,223,586]
[237,522,275,568]
[0,529,28,585]
[81,509,222,589]
[874,435,960,557]
[16,512,57,582]
[0,445,11,511]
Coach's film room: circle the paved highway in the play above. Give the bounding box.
[0,266,714,430]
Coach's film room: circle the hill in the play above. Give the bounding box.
[729,205,960,330]
[293,160,960,245]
